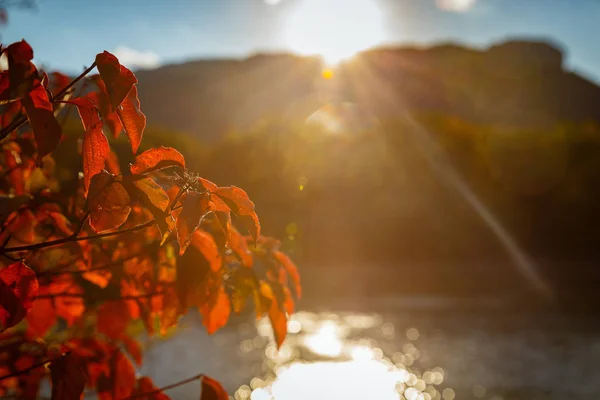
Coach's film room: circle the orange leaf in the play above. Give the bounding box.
[49,353,88,400]
[191,230,222,273]
[68,97,109,196]
[260,281,287,348]
[133,178,170,212]
[134,376,171,400]
[97,350,136,400]
[201,376,229,400]
[176,191,210,255]
[196,177,219,193]
[130,146,185,175]
[26,286,56,338]
[22,84,62,160]
[214,186,260,240]
[87,171,131,233]
[273,251,301,299]
[97,301,131,340]
[228,227,253,267]
[123,337,143,367]
[0,261,38,331]
[50,276,85,326]
[95,51,137,112]
[117,85,145,154]
[199,284,230,334]
[105,149,121,175]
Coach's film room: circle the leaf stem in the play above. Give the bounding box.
[125,374,204,399]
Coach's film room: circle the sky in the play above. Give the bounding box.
[1,0,599,83]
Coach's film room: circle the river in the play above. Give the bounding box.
[140,299,600,400]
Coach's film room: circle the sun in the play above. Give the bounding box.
[284,0,385,65]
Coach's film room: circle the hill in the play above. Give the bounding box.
[135,38,600,139]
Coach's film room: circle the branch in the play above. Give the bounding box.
[0,220,156,254]
[0,62,97,141]
[125,374,204,399]
[0,352,71,382]
[35,290,167,301]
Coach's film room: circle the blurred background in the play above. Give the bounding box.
[3,0,600,399]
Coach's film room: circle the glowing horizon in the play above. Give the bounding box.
[284,0,386,65]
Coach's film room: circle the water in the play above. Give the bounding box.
[141,305,600,400]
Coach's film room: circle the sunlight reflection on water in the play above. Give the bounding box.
[235,311,451,400]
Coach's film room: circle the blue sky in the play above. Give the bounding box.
[2,0,599,82]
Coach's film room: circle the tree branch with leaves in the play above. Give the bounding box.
[0,40,301,399]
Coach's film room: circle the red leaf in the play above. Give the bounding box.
[123,337,143,367]
[105,149,121,175]
[228,227,253,267]
[117,85,145,154]
[134,376,171,400]
[95,51,137,112]
[130,146,186,175]
[201,376,229,400]
[176,191,210,255]
[196,177,219,193]
[0,261,38,331]
[97,350,136,400]
[26,286,56,338]
[49,72,71,96]
[273,251,301,299]
[214,186,260,240]
[200,284,230,334]
[6,40,33,64]
[49,353,88,400]
[50,276,85,326]
[97,300,131,340]
[22,84,62,160]
[87,171,132,233]
[191,230,222,273]
[68,97,109,196]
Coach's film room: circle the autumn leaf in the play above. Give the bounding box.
[95,51,137,112]
[201,376,228,400]
[228,227,253,267]
[230,268,258,314]
[191,230,222,273]
[97,350,136,400]
[105,149,121,175]
[134,376,171,400]
[260,281,287,348]
[50,276,85,326]
[87,171,132,233]
[26,286,56,338]
[0,261,38,331]
[1,40,37,103]
[176,191,210,255]
[134,177,170,212]
[214,186,260,240]
[22,84,62,160]
[200,284,230,334]
[97,300,131,340]
[117,85,145,154]
[49,353,88,400]
[273,251,301,299]
[67,96,109,196]
[130,146,186,176]
[123,337,143,367]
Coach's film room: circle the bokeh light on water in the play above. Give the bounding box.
[234,311,453,400]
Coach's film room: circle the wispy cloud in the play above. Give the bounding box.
[111,46,160,69]
[436,0,478,13]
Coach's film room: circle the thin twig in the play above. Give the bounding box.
[125,374,204,399]
[0,352,71,382]
[0,220,156,254]
[35,290,167,301]
[0,62,97,141]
